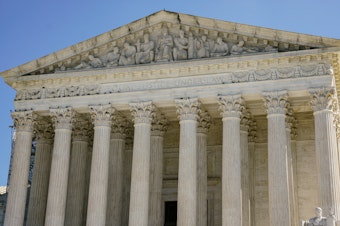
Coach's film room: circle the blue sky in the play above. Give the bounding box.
[1,0,340,185]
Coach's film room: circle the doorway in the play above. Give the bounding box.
[164,201,177,226]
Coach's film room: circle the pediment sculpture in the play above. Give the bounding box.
[52,24,280,73]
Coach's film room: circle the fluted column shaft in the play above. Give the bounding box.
[263,91,291,226]
[45,107,75,226]
[310,88,340,217]
[197,111,211,226]
[149,114,167,226]
[248,120,256,226]
[26,119,53,226]
[128,102,154,226]
[218,95,243,226]
[86,105,114,226]
[241,119,250,226]
[106,117,127,226]
[65,116,90,226]
[175,98,200,226]
[4,111,35,226]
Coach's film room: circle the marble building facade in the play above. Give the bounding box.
[1,10,340,226]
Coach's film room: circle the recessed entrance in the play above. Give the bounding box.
[164,201,177,226]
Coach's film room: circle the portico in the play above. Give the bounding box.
[2,10,340,226]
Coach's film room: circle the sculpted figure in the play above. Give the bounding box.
[173,29,188,61]
[211,37,229,57]
[75,55,103,70]
[135,33,155,64]
[196,35,210,58]
[156,27,173,62]
[230,41,245,55]
[105,46,120,67]
[307,207,327,226]
[188,32,196,59]
[119,42,136,66]
[264,44,278,52]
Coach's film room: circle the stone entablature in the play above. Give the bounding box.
[13,62,332,102]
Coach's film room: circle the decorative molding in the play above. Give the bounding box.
[130,101,155,124]
[175,98,200,121]
[14,63,333,101]
[89,104,115,127]
[11,110,36,132]
[309,87,337,112]
[263,91,288,115]
[218,94,244,118]
[49,107,76,130]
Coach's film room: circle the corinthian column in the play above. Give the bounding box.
[218,95,244,226]
[4,111,35,226]
[65,115,90,226]
[106,115,127,226]
[241,110,250,226]
[45,107,75,226]
[175,98,200,226]
[197,110,211,226]
[263,91,291,226]
[309,87,340,217]
[86,105,114,226]
[149,113,168,226]
[128,101,154,226]
[26,118,53,226]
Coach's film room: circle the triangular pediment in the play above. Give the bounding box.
[2,10,340,78]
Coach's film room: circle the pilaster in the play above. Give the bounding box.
[106,115,128,226]
[149,112,168,226]
[26,117,53,226]
[65,115,90,226]
[218,94,244,226]
[197,109,211,226]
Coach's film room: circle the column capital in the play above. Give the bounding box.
[218,94,244,118]
[34,117,54,143]
[130,101,155,124]
[73,114,91,142]
[151,112,168,136]
[263,91,288,115]
[89,104,114,127]
[240,108,251,132]
[309,87,337,112]
[50,107,75,130]
[175,98,200,121]
[11,110,36,132]
[111,115,128,139]
[197,110,211,134]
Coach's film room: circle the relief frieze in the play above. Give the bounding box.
[15,63,332,101]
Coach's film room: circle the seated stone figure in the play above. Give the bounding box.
[74,55,103,70]
[210,37,229,57]
[135,33,155,64]
[173,29,188,61]
[119,42,136,66]
[196,35,210,58]
[304,207,327,226]
[156,27,173,62]
[105,46,120,67]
